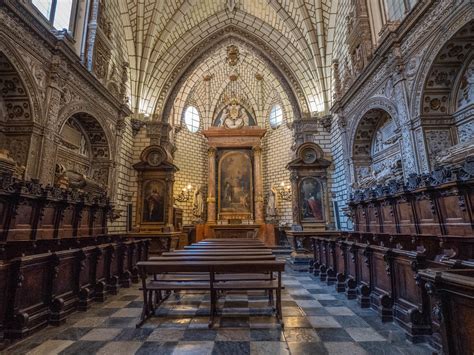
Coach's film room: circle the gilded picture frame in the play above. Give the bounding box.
[217,150,253,220]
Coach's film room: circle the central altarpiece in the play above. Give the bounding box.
[198,127,275,244]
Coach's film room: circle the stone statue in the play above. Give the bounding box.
[433,138,474,167]
[192,184,205,219]
[55,163,106,193]
[266,185,278,218]
[375,130,384,152]
[355,159,403,189]
[79,135,87,156]
[355,168,376,189]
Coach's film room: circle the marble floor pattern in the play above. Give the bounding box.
[4,267,435,355]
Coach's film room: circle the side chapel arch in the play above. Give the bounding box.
[411,19,474,170]
[55,111,113,194]
[0,50,39,178]
[349,101,403,189]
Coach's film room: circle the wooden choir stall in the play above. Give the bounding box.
[308,157,474,354]
[0,170,149,342]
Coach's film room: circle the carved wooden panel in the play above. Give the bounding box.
[36,203,57,240]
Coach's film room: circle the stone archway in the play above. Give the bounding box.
[350,108,403,189]
[413,20,474,170]
[0,51,34,178]
[55,112,112,194]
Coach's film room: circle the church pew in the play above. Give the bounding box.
[318,238,329,282]
[184,245,269,250]
[119,240,133,288]
[137,260,285,328]
[418,268,474,354]
[354,233,376,308]
[200,238,263,243]
[49,248,82,326]
[165,249,272,255]
[344,238,359,300]
[349,159,474,237]
[0,259,9,342]
[193,243,265,248]
[151,255,276,261]
[311,237,324,279]
[77,245,99,311]
[0,238,149,340]
[106,244,120,295]
[4,252,54,339]
[335,238,348,293]
[197,239,264,244]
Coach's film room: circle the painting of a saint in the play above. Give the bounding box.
[142,180,166,223]
[218,150,253,216]
[300,177,324,221]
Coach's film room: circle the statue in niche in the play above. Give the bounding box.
[192,184,205,220]
[266,185,278,218]
[374,130,384,153]
[79,135,87,156]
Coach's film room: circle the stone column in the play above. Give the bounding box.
[38,58,62,185]
[253,146,264,223]
[166,175,175,228]
[207,147,217,223]
[289,171,299,227]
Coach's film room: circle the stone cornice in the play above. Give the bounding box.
[0,0,131,117]
[331,0,443,112]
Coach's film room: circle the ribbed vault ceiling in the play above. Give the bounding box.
[117,0,338,118]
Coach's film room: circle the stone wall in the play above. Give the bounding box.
[173,128,208,225]
[262,122,293,224]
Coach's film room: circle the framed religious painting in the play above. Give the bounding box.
[141,179,166,224]
[217,149,253,220]
[299,177,325,223]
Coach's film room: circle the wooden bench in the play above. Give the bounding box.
[184,245,269,250]
[199,239,263,243]
[137,260,285,328]
[195,241,265,246]
[151,255,276,261]
[162,250,272,256]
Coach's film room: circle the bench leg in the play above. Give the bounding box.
[136,287,150,328]
[276,287,284,328]
[268,289,274,307]
[209,290,216,328]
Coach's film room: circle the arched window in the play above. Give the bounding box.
[184,106,200,133]
[269,105,283,129]
[32,0,77,32]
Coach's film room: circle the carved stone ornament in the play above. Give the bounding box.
[139,146,167,168]
[226,45,240,66]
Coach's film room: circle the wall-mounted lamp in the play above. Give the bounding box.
[176,184,193,202]
[276,181,292,201]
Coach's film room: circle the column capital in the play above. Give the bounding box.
[208,147,217,157]
[252,146,262,155]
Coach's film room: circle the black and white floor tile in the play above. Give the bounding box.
[5,267,435,355]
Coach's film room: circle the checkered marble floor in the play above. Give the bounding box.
[5,267,435,355]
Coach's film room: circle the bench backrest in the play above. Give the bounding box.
[185,245,269,250]
[138,260,285,274]
[150,255,276,261]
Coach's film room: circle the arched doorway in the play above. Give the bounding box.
[55,112,111,194]
[419,20,474,169]
[351,108,403,189]
[0,51,34,178]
